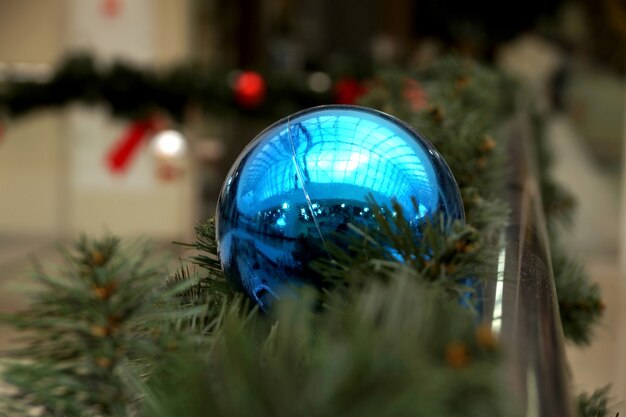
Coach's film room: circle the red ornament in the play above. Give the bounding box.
[334,77,367,105]
[106,118,160,174]
[234,71,266,108]
[102,0,122,18]
[402,79,428,112]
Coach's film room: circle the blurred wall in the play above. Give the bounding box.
[0,0,194,240]
[0,0,66,237]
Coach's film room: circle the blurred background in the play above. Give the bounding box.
[0,0,624,406]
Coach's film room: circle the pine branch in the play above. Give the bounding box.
[172,220,232,300]
[139,275,517,417]
[577,386,613,417]
[0,236,199,417]
[312,196,487,312]
[174,219,226,283]
[359,57,513,221]
[552,248,604,345]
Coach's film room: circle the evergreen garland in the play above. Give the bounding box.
[0,54,334,122]
[140,278,515,417]
[0,57,611,416]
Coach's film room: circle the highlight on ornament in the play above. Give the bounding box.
[215,105,464,309]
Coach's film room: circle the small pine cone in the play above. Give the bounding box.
[445,341,470,368]
[90,325,109,338]
[454,241,468,253]
[95,357,113,369]
[92,281,118,300]
[481,135,497,152]
[91,250,106,266]
[455,75,471,91]
[427,105,445,124]
[455,241,476,254]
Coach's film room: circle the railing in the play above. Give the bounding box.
[484,112,574,416]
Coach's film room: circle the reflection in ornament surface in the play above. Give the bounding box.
[216,105,464,309]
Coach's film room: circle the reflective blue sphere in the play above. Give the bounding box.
[216,105,463,309]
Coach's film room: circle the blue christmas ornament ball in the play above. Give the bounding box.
[216,105,463,309]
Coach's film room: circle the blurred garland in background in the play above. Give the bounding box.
[0,53,358,123]
[0,57,612,416]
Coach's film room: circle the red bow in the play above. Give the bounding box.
[106,119,158,174]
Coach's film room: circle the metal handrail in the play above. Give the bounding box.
[485,112,574,416]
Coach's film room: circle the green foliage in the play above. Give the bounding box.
[0,236,198,417]
[313,197,485,312]
[358,60,511,300]
[552,249,604,345]
[171,219,232,308]
[0,54,332,122]
[0,57,607,417]
[361,57,603,346]
[175,219,226,283]
[140,276,515,417]
[577,386,613,417]
[359,58,514,219]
